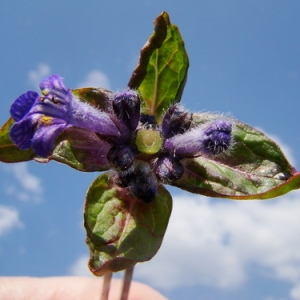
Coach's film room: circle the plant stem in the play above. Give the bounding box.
[101,272,113,300]
[120,266,134,300]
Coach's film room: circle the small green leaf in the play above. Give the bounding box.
[84,172,172,276]
[0,118,35,163]
[173,113,299,199]
[50,127,110,172]
[128,11,189,122]
[72,87,114,112]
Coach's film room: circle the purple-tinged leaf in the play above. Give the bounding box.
[84,172,172,276]
[172,112,299,199]
[128,11,189,123]
[50,127,111,172]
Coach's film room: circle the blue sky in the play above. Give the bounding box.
[1,1,300,299]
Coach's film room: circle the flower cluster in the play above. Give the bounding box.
[10,74,232,202]
[154,105,232,184]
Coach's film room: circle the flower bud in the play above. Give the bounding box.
[107,145,134,170]
[161,104,192,139]
[117,162,158,203]
[155,155,184,183]
[113,90,140,131]
[164,119,232,158]
[140,114,157,128]
[202,120,232,154]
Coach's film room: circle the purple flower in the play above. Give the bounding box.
[202,120,232,154]
[161,104,192,139]
[117,161,158,203]
[107,144,135,170]
[163,119,232,158]
[154,155,184,183]
[10,74,130,157]
[113,90,140,131]
[140,114,157,128]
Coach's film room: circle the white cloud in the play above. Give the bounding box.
[132,190,300,298]
[2,162,43,202]
[0,205,23,236]
[28,63,51,89]
[77,70,111,89]
[69,254,92,277]
[290,284,300,300]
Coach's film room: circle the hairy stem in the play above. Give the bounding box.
[101,272,113,300]
[120,266,134,300]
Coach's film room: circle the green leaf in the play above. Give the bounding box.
[50,127,110,172]
[0,118,35,163]
[84,172,172,276]
[173,113,300,199]
[128,11,189,123]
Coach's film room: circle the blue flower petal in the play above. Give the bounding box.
[10,117,37,150]
[39,74,67,93]
[10,91,39,121]
[32,118,68,157]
